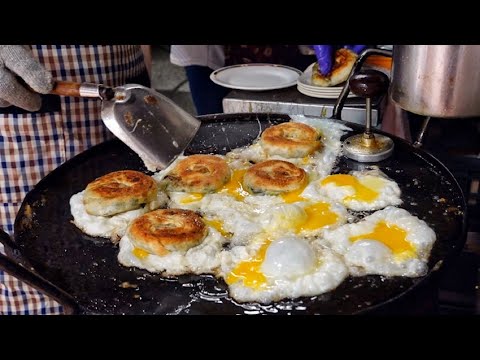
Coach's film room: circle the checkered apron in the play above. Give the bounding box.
[0,45,148,314]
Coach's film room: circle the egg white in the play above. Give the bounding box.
[321,206,436,277]
[117,224,226,276]
[70,190,168,240]
[166,191,205,211]
[220,234,349,304]
[151,153,186,184]
[199,193,272,246]
[317,167,402,211]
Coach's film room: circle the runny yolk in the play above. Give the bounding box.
[219,169,249,200]
[298,202,338,232]
[180,193,204,204]
[281,182,307,203]
[204,218,231,238]
[350,221,415,258]
[132,247,149,259]
[226,240,272,289]
[321,174,380,202]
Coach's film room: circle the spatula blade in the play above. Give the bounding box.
[101,84,201,172]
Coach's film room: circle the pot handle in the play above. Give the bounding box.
[332,48,393,120]
[0,229,80,315]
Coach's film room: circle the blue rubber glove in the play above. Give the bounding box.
[313,45,367,76]
[313,45,334,76]
[344,45,368,54]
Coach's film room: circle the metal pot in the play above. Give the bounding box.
[391,45,480,118]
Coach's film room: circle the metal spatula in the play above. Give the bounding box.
[52,81,201,172]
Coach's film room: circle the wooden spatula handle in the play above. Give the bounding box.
[51,81,82,97]
[51,81,113,99]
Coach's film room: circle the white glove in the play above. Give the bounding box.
[0,45,54,111]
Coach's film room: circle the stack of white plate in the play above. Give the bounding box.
[297,63,356,99]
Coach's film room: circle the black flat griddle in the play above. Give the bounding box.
[10,113,467,314]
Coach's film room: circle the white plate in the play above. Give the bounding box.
[210,63,302,91]
[297,85,356,99]
[297,83,345,94]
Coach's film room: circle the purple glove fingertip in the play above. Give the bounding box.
[344,45,368,54]
[313,45,334,76]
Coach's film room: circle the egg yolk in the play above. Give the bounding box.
[133,247,149,259]
[321,174,380,202]
[350,221,415,259]
[299,202,338,232]
[219,169,249,200]
[180,193,204,204]
[226,240,272,289]
[204,218,231,238]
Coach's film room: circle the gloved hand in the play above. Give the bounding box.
[313,45,367,76]
[0,45,54,111]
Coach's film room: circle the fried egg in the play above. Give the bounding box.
[117,211,226,276]
[83,170,158,216]
[118,230,225,276]
[226,116,351,180]
[321,206,436,277]
[197,187,348,246]
[318,167,402,211]
[220,234,348,304]
[254,198,348,238]
[162,166,251,211]
[153,153,241,210]
[69,189,168,241]
[243,160,307,194]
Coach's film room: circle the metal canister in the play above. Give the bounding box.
[391,45,480,118]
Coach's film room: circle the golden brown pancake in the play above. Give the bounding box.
[260,122,322,158]
[83,170,158,216]
[128,209,208,256]
[311,48,358,87]
[243,160,307,194]
[163,154,231,193]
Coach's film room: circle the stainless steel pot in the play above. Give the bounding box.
[391,45,480,118]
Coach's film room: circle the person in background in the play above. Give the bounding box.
[170,45,317,116]
[170,45,229,115]
[223,45,315,70]
[0,45,151,315]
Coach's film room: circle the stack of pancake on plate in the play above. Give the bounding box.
[311,48,358,87]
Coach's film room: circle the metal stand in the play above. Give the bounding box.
[342,69,394,162]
